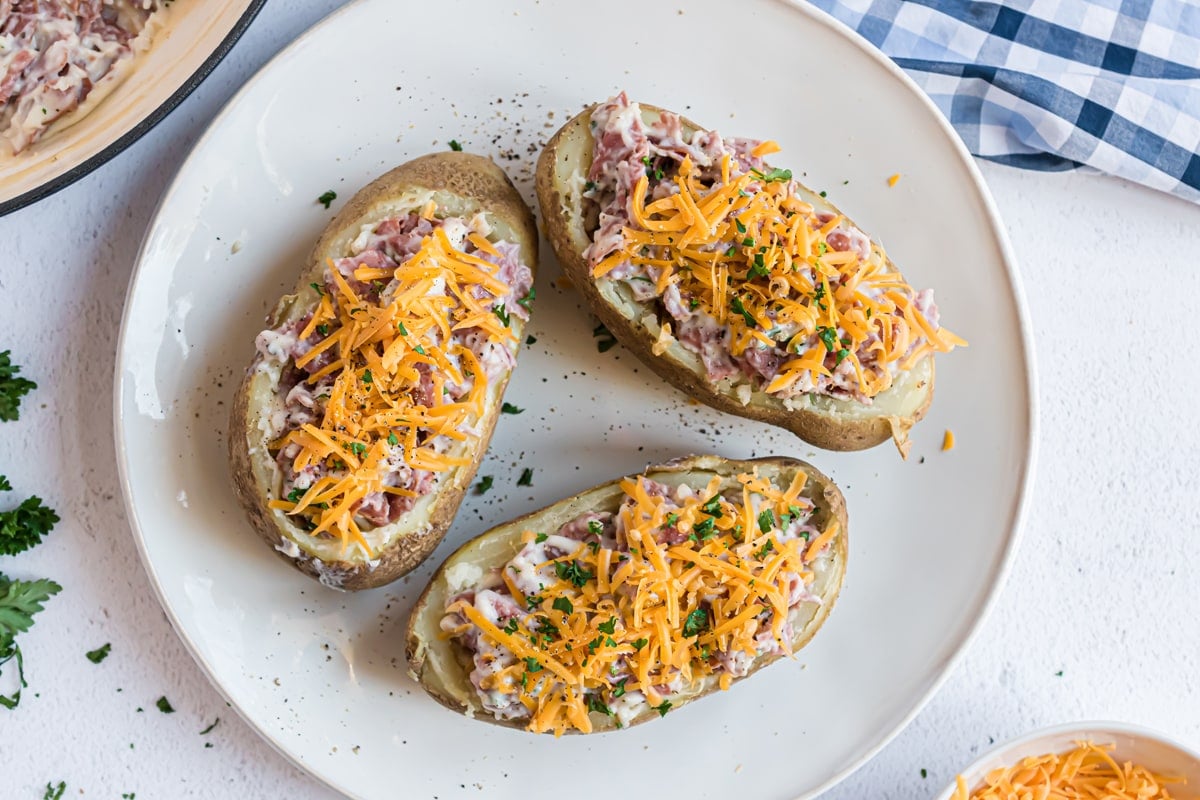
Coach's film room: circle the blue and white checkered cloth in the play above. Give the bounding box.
[808,0,1200,204]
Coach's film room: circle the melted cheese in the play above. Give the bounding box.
[952,741,1184,800]
[600,151,965,398]
[268,221,518,555]
[462,469,837,736]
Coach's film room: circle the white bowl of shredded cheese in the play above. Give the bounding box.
[936,722,1200,800]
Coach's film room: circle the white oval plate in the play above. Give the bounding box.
[114,1,1036,798]
[935,722,1200,799]
[0,0,264,215]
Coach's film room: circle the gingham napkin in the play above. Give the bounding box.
[808,0,1200,204]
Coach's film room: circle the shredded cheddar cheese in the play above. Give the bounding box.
[591,108,965,401]
[888,172,902,187]
[444,468,838,736]
[943,429,956,451]
[952,741,1183,800]
[266,220,520,555]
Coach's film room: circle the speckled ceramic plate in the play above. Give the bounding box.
[0,0,265,216]
[113,0,1037,798]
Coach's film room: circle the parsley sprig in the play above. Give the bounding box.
[0,352,36,422]
[0,572,62,709]
[0,482,59,557]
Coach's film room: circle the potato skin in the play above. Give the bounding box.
[229,153,537,591]
[405,454,848,733]
[535,104,933,453]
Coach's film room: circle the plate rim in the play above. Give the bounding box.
[112,0,1040,797]
[0,0,268,218]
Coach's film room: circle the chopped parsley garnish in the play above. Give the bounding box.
[517,467,533,486]
[688,298,700,310]
[816,241,828,255]
[309,282,324,296]
[501,402,524,414]
[386,431,399,447]
[735,219,747,234]
[817,326,839,353]
[0,573,61,709]
[730,295,756,328]
[347,442,367,458]
[397,322,408,336]
[692,517,716,540]
[597,617,617,635]
[503,618,519,635]
[86,643,111,664]
[755,540,775,560]
[741,236,755,247]
[665,512,680,527]
[448,139,463,151]
[653,700,673,717]
[920,768,928,779]
[493,304,511,327]
[632,638,649,651]
[43,782,65,800]
[587,520,603,536]
[757,509,775,534]
[523,657,543,673]
[555,560,593,587]
[413,344,426,356]
[361,370,373,384]
[584,180,596,191]
[701,495,723,517]
[0,493,59,556]
[682,608,709,637]
[819,189,828,198]
[751,167,793,183]
[316,324,330,337]
[593,322,618,352]
[551,597,574,615]
[535,532,548,543]
[611,678,628,698]
[0,477,8,492]
[587,635,603,653]
[836,348,851,365]
[474,475,494,494]
[525,594,543,610]
[518,287,536,310]
[587,695,612,716]
[316,190,337,209]
[525,334,537,345]
[748,253,769,279]
[155,696,175,714]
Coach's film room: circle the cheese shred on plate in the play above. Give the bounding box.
[440,468,838,735]
[582,93,965,404]
[255,212,532,557]
[952,741,1184,800]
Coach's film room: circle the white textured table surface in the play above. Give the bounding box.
[3,1,1199,797]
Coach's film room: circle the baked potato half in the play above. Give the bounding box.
[230,152,537,590]
[536,94,963,455]
[407,454,847,734]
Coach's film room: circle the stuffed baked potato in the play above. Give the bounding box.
[407,454,847,734]
[536,94,964,455]
[229,152,537,590]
